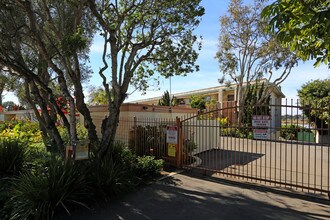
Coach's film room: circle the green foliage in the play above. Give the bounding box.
[183,139,197,154]
[60,26,87,56]
[0,121,9,133]
[88,87,110,105]
[0,178,12,219]
[0,137,165,218]
[0,139,25,178]
[7,158,92,220]
[88,156,135,199]
[217,0,297,121]
[218,117,229,127]
[0,119,43,145]
[129,125,165,158]
[220,127,253,139]
[262,0,330,67]
[57,123,89,145]
[88,0,204,156]
[241,82,271,127]
[298,79,330,130]
[135,156,164,179]
[280,124,312,141]
[109,141,137,167]
[88,141,138,199]
[24,144,51,175]
[158,90,178,106]
[190,95,206,110]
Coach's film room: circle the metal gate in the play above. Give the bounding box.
[180,101,330,196]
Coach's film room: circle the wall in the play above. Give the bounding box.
[86,103,197,138]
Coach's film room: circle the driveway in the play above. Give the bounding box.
[56,171,330,220]
[191,136,330,193]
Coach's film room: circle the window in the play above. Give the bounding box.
[227,94,234,101]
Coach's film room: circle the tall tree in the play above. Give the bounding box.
[216,0,297,125]
[298,79,330,136]
[262,0,330,68]
[87,0,204,157]
[0,0,98,155]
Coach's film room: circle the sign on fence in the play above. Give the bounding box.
[166,126,178,144]
[168,143,176,157]
[253,129,270,140]
[252,115,270,127]
[252,115,271,140]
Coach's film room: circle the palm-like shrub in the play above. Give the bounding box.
[88,142,137,199]
[8,158,92,220]
[0,139,25,177]
[88,157,135,199]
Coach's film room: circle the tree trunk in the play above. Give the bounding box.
[74,82,99,146]
[0,88,3,106]
[98,106,120,158]
[236,82,244,126]
[29,81,65,157]
[68,97,77,145]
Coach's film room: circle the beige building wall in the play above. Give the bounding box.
[86,103,198,139]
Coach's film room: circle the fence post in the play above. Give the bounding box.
[134,116,137,153]
[176,116,182,168]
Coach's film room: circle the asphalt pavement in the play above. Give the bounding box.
[56,171,330,220]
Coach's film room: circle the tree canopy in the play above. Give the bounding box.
[262,0,330,67]
[0,0,204,158]
[216,0,297,125]
[0,0,98,155]
[190,95,206,110]
[88,87,110,106]
[88,0,204,156]
[298,79,330,128]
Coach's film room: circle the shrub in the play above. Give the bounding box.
[19,121,40,133]
[57,123,88,145]
[110,141,136,168]
[0,121,9,133]
[220,127,240,137]
[24,143,51,175]
[0,178,12,219]
[129,125,165,158]
[135,155,164,179]
[88,141,137,199]
[0,139,25,177]
[280,124,312,140]
[0,120,43,145]
[218,117,228,127]
[7,158,92,220]
[183,139,197,154]
[88,156,135,200]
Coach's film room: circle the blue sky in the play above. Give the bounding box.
[3,0,329,104]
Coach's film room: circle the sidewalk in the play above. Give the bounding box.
[58,171,330,220]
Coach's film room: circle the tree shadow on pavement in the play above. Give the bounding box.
[195,149,264,170]
[183,170,330,205]
[56,173,330,220]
